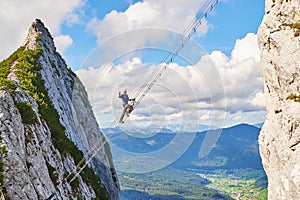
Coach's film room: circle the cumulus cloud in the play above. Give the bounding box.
[54,35,74,54]
[0,0,84,60]
[251,91,266,109]
[209,33,264,112]
[76,33,265,127]
[77,58,210,127]
[231,33,260,62]
[86,0,210,50]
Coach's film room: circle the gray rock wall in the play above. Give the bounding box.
[0,89,96,199]
[0,19,120,199]
[26,20,119,199]
[258,0,300,199]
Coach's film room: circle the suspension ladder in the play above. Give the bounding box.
[62,0,219,189]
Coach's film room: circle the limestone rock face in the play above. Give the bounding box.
[0,90,96,199]
[258,0,300,199]
[0,19,120,199]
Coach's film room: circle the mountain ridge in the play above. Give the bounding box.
[0,19,120,199]
[103,123,263,170]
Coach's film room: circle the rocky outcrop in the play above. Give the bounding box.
[0,19,120,199]
[258,0,300,199]
[0,90,97,199]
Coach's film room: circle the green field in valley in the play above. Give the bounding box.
[203,169,267,200]
[119,168,267,200]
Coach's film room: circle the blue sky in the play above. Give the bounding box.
[200,0,265,54]
[59,0,265,70]
[0,0,266,128]
[59,0,142,69]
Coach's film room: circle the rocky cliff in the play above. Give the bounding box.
[258,0,300,199]
[0,19,120,199]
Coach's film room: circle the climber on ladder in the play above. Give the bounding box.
[118,89,135,123]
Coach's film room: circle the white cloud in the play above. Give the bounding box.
[200,113,210,120]
[231,33,260,62]
[251,91,266,109]
[76,59,210,127]
[0,0,84,60]
[76,32,265,127]
[208,33,264,112]
[86,0,209,49]
[54,35,74,54]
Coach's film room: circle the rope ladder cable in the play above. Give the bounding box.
[132,0,218,109]
[65,128,121,183]
[64,134,106,181]
[64,0,219,185]
[133,0,210,101]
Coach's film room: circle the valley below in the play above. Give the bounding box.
[103,124,268,199]
[119,167,267,200]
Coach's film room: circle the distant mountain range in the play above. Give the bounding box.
[104,122,263,133]
[172,123,263,170]
[252,122,264,128]
[102,123,263,170]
